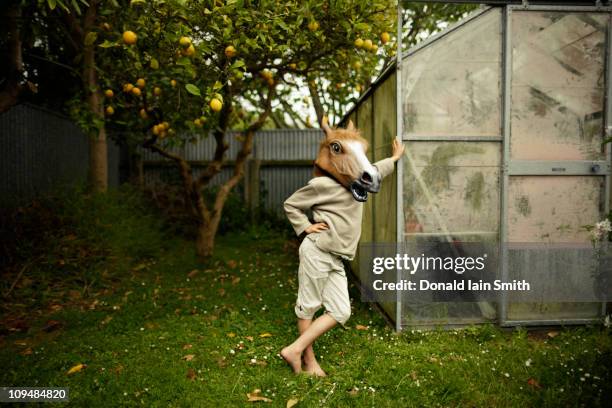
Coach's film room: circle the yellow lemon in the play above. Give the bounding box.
[210,98,223,112]
[122,31,137,45]
[183,44,196,57]
[225,45,237,58]
[179,36,191,48]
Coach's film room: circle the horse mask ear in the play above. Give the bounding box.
[346,120,355,131]
[321,115,333,138]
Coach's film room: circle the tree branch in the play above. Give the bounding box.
[308,80,325,126]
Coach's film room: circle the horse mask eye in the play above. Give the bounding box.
[330,142,342,154]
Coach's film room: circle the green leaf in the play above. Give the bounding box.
[98,40,118,48]
[185,84,201,96]
[230,60,245,70]
[175,57,191,66]
[150,58,159,70]
[84,31,97,46]
[70,0,82,15]
[212,81,223,90]
[48,0,57,10]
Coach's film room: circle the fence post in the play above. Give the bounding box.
[245,158,261,220]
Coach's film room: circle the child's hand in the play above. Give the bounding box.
[390,138,405,162]
[305,223,329,234]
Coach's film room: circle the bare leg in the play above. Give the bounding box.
[281,314,337,374]
[298,318,326,376]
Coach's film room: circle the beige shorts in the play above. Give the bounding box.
[294,235,351,325]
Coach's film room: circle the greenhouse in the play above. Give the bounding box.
[343,1,612,329]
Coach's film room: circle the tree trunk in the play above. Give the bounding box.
[0,3,24,113]
[196,222,216,259]
[83,2,108,192]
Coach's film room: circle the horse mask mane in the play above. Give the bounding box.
[314,117,382,202]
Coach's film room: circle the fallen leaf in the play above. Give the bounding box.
[227,332,236,338]
[67,363,86,375]
[259,333,272,338]
[182,354,195,361]
[286,398,299,408]
[218,288,226,296]
[188,269,199,278]
[227,260,238,269]
[247,389,271,403]
[527,378,542,389]
[101,316,113,325]
[348,387,359,396]
[355,325,368,330]
[182,344,193,350]
[232,276,241,285]
[547,331,559,339]
[246,336,254,341]
[20,347,33,356]
[186,368,196,381]
[14,339,28,346]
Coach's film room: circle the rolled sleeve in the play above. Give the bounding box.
[373,157,396,179]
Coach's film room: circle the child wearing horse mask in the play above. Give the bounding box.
[281,117,404,376]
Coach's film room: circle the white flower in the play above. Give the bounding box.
[525,359,532,367]
[592,219,612,242]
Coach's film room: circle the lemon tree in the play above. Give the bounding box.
[88,0,398,257]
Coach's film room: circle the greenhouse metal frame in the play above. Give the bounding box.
[343,1,612,330]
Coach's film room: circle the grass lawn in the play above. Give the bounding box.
[1,189,611,407]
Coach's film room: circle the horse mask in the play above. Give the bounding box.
[314,117,382,202]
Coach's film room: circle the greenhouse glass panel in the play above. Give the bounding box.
[506,176,604,321]
[402,142,501,239]
[510,12,608,161]
[402,9,502,137]
[507,176,604,243]
[401,141,500,327]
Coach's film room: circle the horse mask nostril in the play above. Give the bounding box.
[361,171,373,184]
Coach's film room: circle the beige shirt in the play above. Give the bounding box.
[284,158,396,260]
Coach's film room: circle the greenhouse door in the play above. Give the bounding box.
[500,8,611,325]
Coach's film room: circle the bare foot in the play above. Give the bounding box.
[280,346,302,374]
[303,358,327,377]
